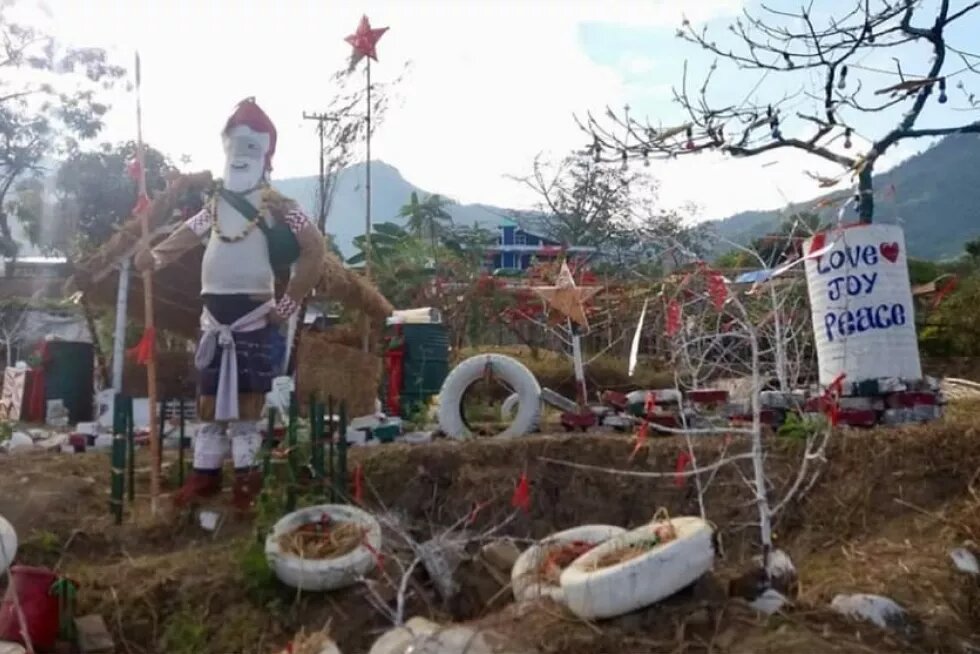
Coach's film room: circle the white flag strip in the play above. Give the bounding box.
[769,231,842,279]
[628,298,649,378]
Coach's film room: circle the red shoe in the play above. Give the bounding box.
[232,469,263,513]
[172,471,222,508]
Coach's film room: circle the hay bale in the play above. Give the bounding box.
[318,252,394,321]
[297,334,381,417]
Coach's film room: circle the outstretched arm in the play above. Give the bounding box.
[273,209,327,319]
[135,208,210,272]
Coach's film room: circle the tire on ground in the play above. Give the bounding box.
[511,524,626,604]
[438,354,541,439]
[265,504,382,592]
[559,517,715,620]
[500,392,541,431]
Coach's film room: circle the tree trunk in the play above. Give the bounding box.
[857,164,875,224]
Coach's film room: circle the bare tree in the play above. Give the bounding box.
[542,241,829,575]
[316,63,408,233]
[581,0,980,223]
[507,152,647,249]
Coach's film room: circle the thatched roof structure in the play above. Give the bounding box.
[65,172,394,340]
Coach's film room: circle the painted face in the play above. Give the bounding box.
[222,124,271,192]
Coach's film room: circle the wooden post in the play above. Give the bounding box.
[177,397,186,486]
[133,52,161,514]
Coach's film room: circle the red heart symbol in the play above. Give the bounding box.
[880,242,900,263]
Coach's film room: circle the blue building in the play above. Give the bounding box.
[487,218,596,273]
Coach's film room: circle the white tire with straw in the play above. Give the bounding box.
[511,524,626,604]
[559,516,715,620]
[265,504,382,592]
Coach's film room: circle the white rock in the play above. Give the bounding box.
[831,593,907,630]
[7,432,33,452]
[749,588,789,615]
[950,548,979,575]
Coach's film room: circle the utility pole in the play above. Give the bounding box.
[302,111,339,232]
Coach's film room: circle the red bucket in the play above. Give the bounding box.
[0,566,60,651]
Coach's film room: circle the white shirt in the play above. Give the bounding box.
[186,195,275,296]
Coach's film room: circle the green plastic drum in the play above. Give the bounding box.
[398,323,449,418]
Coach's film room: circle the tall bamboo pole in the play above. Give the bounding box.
[134,52,161,515]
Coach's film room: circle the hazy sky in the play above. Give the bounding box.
[29,0,980,221]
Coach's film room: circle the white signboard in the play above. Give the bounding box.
[803,224,921,386]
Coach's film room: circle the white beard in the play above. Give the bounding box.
[223,161,264,193]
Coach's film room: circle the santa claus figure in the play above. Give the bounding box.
[136,98,326,511]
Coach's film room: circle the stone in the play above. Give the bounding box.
[480,540,521,573]
[75,615,114,653]
[830,593,908,631]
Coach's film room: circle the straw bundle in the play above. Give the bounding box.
[318,252,394,321]
[278,521,365,560]
[296,334,382,417]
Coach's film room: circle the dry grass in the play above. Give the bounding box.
[277,521,365,560]
[3,400,980,652]
[454,345,673,397]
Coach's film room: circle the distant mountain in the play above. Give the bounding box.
[273,162,512,256]
[709,135,980,261]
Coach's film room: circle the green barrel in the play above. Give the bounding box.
[398,323,449,418]
[43,341,95,423]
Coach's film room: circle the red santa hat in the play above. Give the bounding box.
[223,97,277,171]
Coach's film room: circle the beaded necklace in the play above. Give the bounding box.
[210,181,276,243]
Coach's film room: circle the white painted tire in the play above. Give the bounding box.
[438,354,541,439]
[368,617,439,654]
[511,525,626,604]
[560,517,714,620]
[265,504,382,592]
[0,515,16,575]
[500,393,541,430]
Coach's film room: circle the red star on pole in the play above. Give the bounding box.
[345,15,388,68]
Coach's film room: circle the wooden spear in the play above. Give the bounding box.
[133,51,161,515]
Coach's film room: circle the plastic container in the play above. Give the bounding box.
[0,566,60,651]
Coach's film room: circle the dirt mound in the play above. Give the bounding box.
[0,413,977,653]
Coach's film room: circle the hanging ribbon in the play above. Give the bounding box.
[126,158,143,182]
[466,500,490,526]
[132,191,151,217]
[127,326,156,366]
[352,463,364,504]
[674,451,692,488]
[629,421,649,462]
[707,272,727,311]
[511,471,531,512]
[822,372,846,427]
[665,299,681,336]
[931,275,958,309]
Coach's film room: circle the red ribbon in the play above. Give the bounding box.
[466,500,490,526]
[132,191,151,216]
[126,327,156,366]
[511,471,531,513]
[126,158,143,182]
[352,463,364,504]
[931,276,958,309]
[708,272,727,311]
[665,299,681,336]
[822,372,846,427]
[674,451,692,488]
[629,421,649,462]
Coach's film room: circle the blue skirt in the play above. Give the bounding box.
[198,294,280,420]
